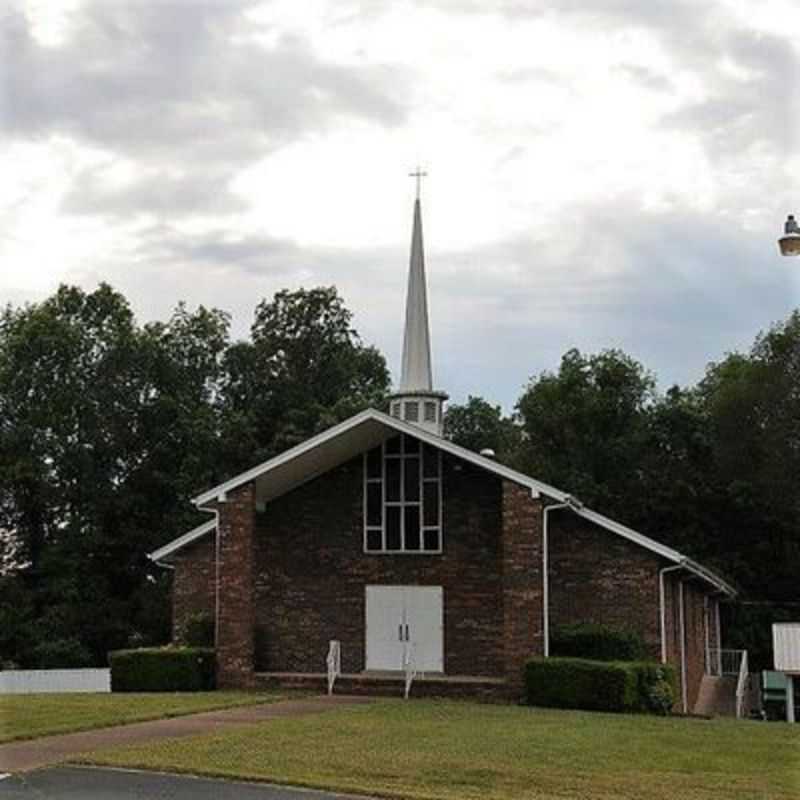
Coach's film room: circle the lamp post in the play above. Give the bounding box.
[778,214,800,256]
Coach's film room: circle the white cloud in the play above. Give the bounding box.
[2,0,799,408]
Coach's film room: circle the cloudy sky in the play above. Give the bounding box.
[2,0,799,408]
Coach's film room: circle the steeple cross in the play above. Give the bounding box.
[409,166,427,199]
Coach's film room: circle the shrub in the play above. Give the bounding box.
[631,661,676,715]
[525,657,676,714]
[525,658,638,712]
[182,612,215,648]
[31,637,93,669]
[109,647,215,692]
[550,623,648,662]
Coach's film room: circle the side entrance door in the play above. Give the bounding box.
[365,586,444,673]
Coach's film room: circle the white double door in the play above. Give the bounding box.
[365,586,443,673]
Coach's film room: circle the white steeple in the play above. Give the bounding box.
[400,195,433,391]
[389,169,448,435]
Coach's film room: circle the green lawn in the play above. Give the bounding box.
[0,691,285,743]
[80,699,800,800]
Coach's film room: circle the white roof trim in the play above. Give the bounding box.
[192,409,377,507]
[682,558,737,597]
[149,519,216,563]
[178,407,733,595]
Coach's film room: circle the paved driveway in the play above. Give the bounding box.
[0,766,374,799]
[1,696,373,773]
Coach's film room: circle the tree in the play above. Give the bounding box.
[0,286,232,664]
[514,349,655,515]
[444,395,520,462]
[220,287,390,462]
[695,312,800,601]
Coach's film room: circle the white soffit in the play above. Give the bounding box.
[773,623,800,673]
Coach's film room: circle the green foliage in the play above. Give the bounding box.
[30,637,93,669]
[633,662,676,716]
[514,348,655,510]
[0,283,389,668]
[182,612,215,647]
[443,395,521,461]
[550,623,648,662]
[109,647,216,692]
[525,657,639,712]
[524,657,675,714]
[221,287,390,461]
[722,602,800,672]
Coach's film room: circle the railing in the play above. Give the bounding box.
[708,648,749,719]
[403,642,416,700]
[708,648,744,677]
[326,640,341,696]
[735,650,749,720]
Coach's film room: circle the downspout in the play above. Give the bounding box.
[542,495,582,658]
[199,494,225,650]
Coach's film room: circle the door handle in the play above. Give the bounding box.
[405,624,410,642]
[398,624,403,641]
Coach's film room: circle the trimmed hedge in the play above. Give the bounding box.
[550,623,648,662]
[525,657,676,714]
[109,647,215,692]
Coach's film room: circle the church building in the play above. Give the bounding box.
[150,185,735,712]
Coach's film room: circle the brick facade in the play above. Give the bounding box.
[252,452,508,678]
[547,512,663,660]
[215,483,256,688]
[168,434,723,703]
[172,534,216,642]
[501,482,544,684]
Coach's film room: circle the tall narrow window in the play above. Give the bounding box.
[364,434,442,553]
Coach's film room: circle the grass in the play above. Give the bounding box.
[0,691,286,743]
[80,699,800,800]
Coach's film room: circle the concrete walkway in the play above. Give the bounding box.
[1,695,373,774]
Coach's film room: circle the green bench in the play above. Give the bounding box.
[761,671,799,721]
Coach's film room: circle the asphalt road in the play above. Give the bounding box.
[0,766,371,799]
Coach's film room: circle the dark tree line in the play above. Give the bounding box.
[1,283,797,668]
[0,284,388,667]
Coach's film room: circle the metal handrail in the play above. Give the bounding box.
[708,648,746,677]
[735,650,749,720]
[326,640,341,696]
[708,648,749,719]
[403,642,416,700]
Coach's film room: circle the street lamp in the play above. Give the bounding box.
[778,214,800,256]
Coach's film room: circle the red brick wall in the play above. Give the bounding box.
[547,512,663,660]
[216,483,256,688]
[253,452,508,677]
[172,534,216,643]
[501,482,544,684]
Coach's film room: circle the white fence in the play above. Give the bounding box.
[0,668,110,694]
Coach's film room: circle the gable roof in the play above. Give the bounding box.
[151,408,734,595]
